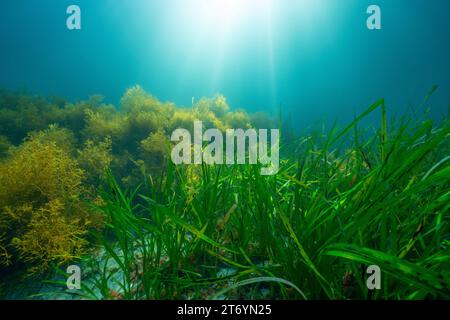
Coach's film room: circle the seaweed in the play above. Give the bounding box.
[0,87,448,299]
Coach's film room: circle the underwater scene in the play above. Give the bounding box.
[0,0,449,301]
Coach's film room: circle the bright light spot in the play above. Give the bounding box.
[162,0,328,96]
[199,0,243,30]
[193,0,274,35]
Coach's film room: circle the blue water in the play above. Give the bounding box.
[0,0,449,128]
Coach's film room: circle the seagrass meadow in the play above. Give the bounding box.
[0,87,448,300]
[1,0,450,301]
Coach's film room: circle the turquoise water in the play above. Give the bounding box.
[0,0,449,127]
[1,1,449,301]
